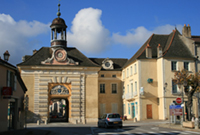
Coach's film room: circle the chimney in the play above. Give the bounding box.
[146,44,152,58]
[33,49,37,55]
[187,24,191,38]
[157,44,162,57]
[182,24,191,38]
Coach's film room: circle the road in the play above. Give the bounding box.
[27,121,200,135]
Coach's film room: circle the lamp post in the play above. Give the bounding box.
[182,80,187,121]
[164,83,168,120]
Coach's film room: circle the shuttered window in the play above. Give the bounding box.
[100,104,106,116]
[112,103,118,113]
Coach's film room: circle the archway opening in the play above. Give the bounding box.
[49,98,69,122]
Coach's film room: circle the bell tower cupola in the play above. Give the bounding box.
[50,1,67,48]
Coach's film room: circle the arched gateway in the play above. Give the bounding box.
[48,84,71,122]
[17,1,126,124]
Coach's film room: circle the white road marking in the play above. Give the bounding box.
[180,132,190,134]
[171,131,180,133]
[159,131,169,133]
[185,131,200,134]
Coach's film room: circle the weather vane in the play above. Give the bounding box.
[57,0,61,17]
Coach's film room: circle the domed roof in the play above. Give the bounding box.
[50,17,67,28]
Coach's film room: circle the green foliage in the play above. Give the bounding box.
[173,69,200,93]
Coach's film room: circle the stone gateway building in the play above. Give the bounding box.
[17,6,127,123]
[17,4,200,124]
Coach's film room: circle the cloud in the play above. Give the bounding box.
[0,13,50,65]
[68,7,111,54]
[112,24,183,46]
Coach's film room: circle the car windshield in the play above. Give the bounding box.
[108,114,120,118]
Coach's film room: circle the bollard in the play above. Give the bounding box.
[37,120,40,125]
[45,119,48,125]
[195,118,199,129]
[181,118,183,127]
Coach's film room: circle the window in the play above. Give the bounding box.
[100,84,105,93]
[127,84,129,93]
[100,104,106,116]
[130,66,133,75]
[172,80,178,93]
[171,61,177,71]
[128,103,130,114]
[123,86,125,94]
[184,62,189,71]
[112,84,117,93]
[112,74,116,78]
[127,68,129,77]
[7,70,16,91]
[101,74,104,77]
[111,103,118,113]
[122,71,125,79]
[131,83,133,95]
[135,81,137,93]
[123,104,126,114]
[134,64,137,73]
[108,113,120,118]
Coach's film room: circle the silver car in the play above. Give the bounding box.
[98,113,123,128]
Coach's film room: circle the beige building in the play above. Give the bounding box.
[0,51,27,132]
[122,25,200,121]
[17,6,127,124]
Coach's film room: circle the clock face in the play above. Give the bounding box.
[105,62,110,67]
[58,52,63,58]
[54,49,67,62]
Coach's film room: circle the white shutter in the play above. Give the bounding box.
[112,103,118,113]
[100,104,106,116]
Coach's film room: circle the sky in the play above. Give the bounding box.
[0,0,200,65]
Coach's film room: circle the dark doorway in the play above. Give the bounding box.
[8,102,15,130]
[49,98,69,122]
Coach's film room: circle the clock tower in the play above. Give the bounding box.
[50,2,67,48]
[41,2,78,65]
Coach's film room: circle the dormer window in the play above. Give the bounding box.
[102,58,114,69]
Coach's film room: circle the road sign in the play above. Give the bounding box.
[176,97,182,104]
[169,105,183,116]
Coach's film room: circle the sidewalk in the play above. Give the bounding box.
[123,119,200,133]
[157,122,200,132]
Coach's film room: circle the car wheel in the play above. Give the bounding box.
[119,125,123,128]
[98,122,100,128]
[104,123,108,129]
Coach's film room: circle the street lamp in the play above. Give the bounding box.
[3,50,10,61]
[164,82,168,120]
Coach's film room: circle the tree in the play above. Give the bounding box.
[173,69,200,121]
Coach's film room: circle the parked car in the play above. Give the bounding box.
[98,113,123,128]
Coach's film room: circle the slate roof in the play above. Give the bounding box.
[89,58,128,71]
[191,36,200,43]
[0,58,27,93]
[17,47,100,67]
[123,29,195,68]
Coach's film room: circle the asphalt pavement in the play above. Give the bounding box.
[0,119,199,135]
